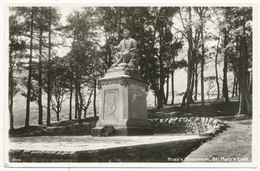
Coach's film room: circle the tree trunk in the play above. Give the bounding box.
[9,49,14,130]
[162,88,166,105]
[93,79,97,117]
[189,62,195,103]
[165,75,169,105]
[69,79,73,120]
[171,71,174,105]
[47,7,52,126]
[185,7,193,112]
[237,28,251,115]
[157,91,163,109]
[249,72,252,95]
[237,37,248,115]
[235,37,239,97]
[155,94,157,106]
[25,8,34,128]
[83,109,87,118]
[181,91,187,107]
[194,62,198,101]
[235,66,239,97]
[78,81,83,125]
[222,32,229,103]
[232,73,236,97]
[235,76,238,96]
[215,33,220,100]
[77,80,81,117]
[201,28,205,108]
[9,89,14,130]
[74,82,78,119]
[83,90,93,118]
[157,35,164,109]
[38,27,43,124]
[56,111,59,121]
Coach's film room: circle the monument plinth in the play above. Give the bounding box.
[92,66,153,136]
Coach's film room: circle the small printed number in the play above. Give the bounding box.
[11,158,21,162]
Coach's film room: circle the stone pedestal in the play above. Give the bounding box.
[92,65,153,136]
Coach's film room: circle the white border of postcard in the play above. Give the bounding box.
[1,0,259,169]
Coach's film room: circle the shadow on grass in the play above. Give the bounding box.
[9,117,99,137]
[148,98,244,119]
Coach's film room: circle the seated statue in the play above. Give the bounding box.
[111,29,139,68]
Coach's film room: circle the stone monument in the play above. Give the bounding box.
[92,29,153,136]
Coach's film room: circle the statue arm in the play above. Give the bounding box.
[113,40,122,50]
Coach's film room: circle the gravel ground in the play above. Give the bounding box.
[9,134,205,152]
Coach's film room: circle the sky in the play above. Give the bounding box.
[54,6,78,57]
[58,6,82,24]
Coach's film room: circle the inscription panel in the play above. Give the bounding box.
[130,86,147,120]
[103,89,119,120]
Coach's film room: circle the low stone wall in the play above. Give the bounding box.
[11,117,227,137]
[9,136,209,162]
[148,117,228,136]
[10,122,96,137]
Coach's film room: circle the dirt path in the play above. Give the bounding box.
[184,117,252,162]
[9,134,205,152]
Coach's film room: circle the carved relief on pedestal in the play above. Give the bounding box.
[103,89,119,120]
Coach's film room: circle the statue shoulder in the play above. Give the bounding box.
[130,38,137,45]
[130,38,137,42]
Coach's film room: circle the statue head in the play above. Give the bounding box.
[123,29,130,38]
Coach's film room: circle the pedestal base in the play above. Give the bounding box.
[92,67,153,136]
[92,126,153,136]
